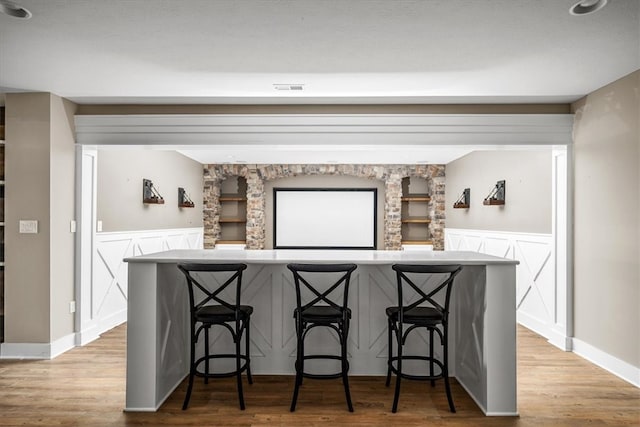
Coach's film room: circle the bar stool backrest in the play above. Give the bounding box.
[287,263,357,313]
[391,264,463,322]
[178,263,248,318]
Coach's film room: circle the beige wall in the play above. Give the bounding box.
[572,70,639,368]
[5,93,77,343]
[97,150,203,232]
[445,150,552,233]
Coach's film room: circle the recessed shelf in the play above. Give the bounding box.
[219,217,247,224]
[401,194,431,202]
[219,194,247,202]
[216,239,247,245]
[401,240,433,245]
[401,217,431,224]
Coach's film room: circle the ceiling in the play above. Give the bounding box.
[1,0,638,164]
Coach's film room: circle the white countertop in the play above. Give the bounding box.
[124,249,518,265]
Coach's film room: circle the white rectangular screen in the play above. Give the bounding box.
[274,188,377,249]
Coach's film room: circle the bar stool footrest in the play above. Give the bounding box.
[388,355,445,381]
[194,354,251,379]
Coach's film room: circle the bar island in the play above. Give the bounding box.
[124,249,518,415]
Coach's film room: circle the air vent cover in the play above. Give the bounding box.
[273,84,305,91]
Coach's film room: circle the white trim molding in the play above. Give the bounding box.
[1,332,76,360]
[572,338,640,388]
[75,113,574,146]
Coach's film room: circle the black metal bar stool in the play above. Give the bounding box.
[385,264,463,413]
[177,263,253,410]
[287,263,357,412]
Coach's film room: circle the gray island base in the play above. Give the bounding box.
[124,249,518,415]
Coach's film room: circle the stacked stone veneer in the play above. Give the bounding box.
[203,164,445,250]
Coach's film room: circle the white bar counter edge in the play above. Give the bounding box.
[124,249,518,415]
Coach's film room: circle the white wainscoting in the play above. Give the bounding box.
[445,228,560,344]
[80,228,203,345]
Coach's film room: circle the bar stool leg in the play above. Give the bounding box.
[182,326,196,410]
[290,321,303,412]
[204,326,210,385]
[341,323,354,412]
[245,319,253,384]
[443,325,456,413]
[429,328,435,387]
[391,333,403,413]
[385,317,393,387]
[235,327,246,410]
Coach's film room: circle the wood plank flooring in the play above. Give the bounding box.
[0,325,638,426]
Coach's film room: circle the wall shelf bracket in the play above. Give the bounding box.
[483,180,505,206]
[178,187,195,208]
[143,179,164,204]
[453,188,470,209]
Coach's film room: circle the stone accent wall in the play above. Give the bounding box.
[203,164,446,250]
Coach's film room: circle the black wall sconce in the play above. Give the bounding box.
[178,187,195,208]
[483,180,506,205]
[453,188,470,209]
[143,179,164,204]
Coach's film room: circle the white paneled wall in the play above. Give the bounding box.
[80,228,203,344]
[445,228,560,343]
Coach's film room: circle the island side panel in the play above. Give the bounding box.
[484,263,518,415]
[125,262,160,411]
[156,263,190,407]
[451,265,488,411]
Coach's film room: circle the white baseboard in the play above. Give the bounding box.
[98,308,127,336]
[572,338,640,388]
[547,328,573,352]
[517,311,551,341]
[75,323,100,346]
[0,332,76,360]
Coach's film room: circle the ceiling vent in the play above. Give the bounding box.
[273,84,305,91]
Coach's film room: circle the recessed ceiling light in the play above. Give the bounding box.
[0,0,32,19]
[569,0,608,16]
[416,160,429,164]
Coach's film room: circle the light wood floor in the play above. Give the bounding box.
[0,325,638,427]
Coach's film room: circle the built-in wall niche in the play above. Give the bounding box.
[218,176,247,244]
[401,176,432,246]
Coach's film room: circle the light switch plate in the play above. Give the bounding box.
[19,220,38,234]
